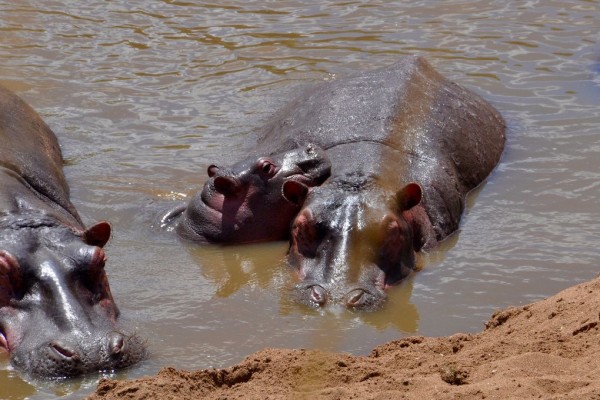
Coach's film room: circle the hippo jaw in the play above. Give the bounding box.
[0,221,146,378]
[288,183,422,311]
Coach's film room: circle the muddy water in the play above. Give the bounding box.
[0,0,599,398]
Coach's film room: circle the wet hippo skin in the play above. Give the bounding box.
[256,56,506,310]
[0,86,145,378]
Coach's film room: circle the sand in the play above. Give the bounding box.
[88,273,600,399]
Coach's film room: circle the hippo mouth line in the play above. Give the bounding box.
[199,188,224,216]
[294,282,387,310]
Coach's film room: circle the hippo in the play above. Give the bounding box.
[0,86,145,378]
[256,56,506,310]
[172,142,331,244]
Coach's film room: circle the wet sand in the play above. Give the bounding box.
[88,272,600,399]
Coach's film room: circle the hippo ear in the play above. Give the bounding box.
[395,183,422,211]
[283,180,309,206]
[83,221,112,248]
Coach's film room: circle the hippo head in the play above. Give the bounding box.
[0,216,145,378]
[287,180,423,311]
[178,143,331,244]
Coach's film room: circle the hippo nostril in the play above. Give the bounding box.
[109,333,125,356]
[213,176,240,196]
[310,285,328,307]
[346,289,366,308]
[50,341,78,360]
[207,164,220,177]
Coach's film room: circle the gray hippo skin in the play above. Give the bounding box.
[175,142,331,244]
[258,56,506,310]
[0,86,145,378]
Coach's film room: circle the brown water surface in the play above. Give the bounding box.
[0,0,599,398]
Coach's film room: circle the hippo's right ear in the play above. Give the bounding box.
[395,183,422,211]
[83,221,112,248]
[283,180,309,206]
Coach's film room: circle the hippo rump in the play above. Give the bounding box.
[255,56,506,310]
[172,139,331,244]
[0,86,145,378]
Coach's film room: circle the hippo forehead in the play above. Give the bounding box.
[304,185,391,229]
[0,224,87,274]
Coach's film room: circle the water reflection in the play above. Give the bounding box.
[0,370,35,400]
[186,241,288,298]
[188,238,421,334]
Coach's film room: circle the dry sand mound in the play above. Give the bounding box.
[89,274,600,399]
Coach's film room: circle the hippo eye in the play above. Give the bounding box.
[257,158,277,177]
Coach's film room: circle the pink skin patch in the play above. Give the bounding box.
[0,251,19,353]
[0,332,8,352]
[204,186,260,222]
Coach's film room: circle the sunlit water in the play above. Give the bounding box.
[0,0,598,398]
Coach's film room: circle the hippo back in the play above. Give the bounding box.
[257,56,505,194]
[0,86,81,223]
[257,56,505,243]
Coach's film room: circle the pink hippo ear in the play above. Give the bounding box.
[83,221,112,248]
[395,182,423,211]
[282,180,309,206]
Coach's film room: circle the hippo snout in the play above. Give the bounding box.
[48,332,126,361]
[295,284,386,311]
[206,164,244,197]
[213,175,242,197]
[13,331,146,378]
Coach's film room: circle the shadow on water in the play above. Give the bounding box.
[185,241,289,299]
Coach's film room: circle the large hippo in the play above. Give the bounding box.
[172,142,331,244]
[0,86,145,378]
[257,56,506,310]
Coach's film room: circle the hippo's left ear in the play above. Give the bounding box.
[282,180,309,206]
[395,183,422,211]
[83,221,112,248]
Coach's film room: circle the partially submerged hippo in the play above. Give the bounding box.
[0,86,145,378]
[173,142,331,244]
[256,56,506,310]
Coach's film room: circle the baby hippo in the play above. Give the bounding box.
[174,144,331,244]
